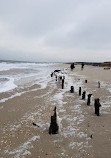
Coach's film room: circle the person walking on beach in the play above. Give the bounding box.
[81,63,84,70]
[70,63,75,71]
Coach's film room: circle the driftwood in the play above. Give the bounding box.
[32,122,40,127]
[54,70,61,73]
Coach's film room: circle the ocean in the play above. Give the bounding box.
[0,61,63,94]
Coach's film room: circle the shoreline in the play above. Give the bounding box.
[0,64,111,158]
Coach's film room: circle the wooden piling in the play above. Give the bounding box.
[49,107,59,134]
[79,87,81,96]
[82,91,86,100]
[70,86,74,93]
[94,98,101,116]
[98,81,100,88]
[87,94,92,106]
[62,79,64,89]
[85,80,87,83]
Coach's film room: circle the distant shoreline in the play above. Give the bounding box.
[0,60,111,67]
[66,62,111,67]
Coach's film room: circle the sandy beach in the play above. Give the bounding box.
[0,63,111,158]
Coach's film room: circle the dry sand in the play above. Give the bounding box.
[0,64,111,158]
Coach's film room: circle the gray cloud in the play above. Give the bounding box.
[0,0,111,62]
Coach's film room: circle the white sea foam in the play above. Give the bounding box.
[0,92,24,103]
[61,71,84,94]
[0,87,39,103]
[101,101,111,114]
[100,81,111,92]
[0,77,17,93]
[4,136,40,158]
[77,132,87,138]
[10,124,21,131]
[0,78,55,103]
[0,62,17,71]
[107,88,111,93]
[69,142,83,148]
[52,90,66,107]
[57,110,62,132]
[0,62,57,93]
[37,77,52,89]
[0,62,53,72]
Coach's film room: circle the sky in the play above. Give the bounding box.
[0,0,111,62]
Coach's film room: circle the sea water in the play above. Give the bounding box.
[0,61,62,93]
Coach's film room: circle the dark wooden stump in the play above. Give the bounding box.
[49,107,59,134]
[94,98,101,116]
[59,76,62,80]
[82,91,86,100]
[79,87,81,96]
[51,73,53,77]
[85,80,87,83]
[62,79,64,89]
[56,76,57,81]
[98,81,100,88]
[87,94,92,106]
[70,86,74,93]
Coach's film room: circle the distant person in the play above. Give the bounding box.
[81,63,84,70]
[70,63,75,71]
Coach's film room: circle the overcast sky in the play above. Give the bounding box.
[0,0,111,62]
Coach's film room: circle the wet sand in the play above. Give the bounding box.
[0,64,111,158]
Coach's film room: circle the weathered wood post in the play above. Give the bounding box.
[82,91,86,100]
[94,98,101,116]
[87,94,92,106]
[85,80,87,83]
[59,76,62,81]
[70,86,74,93]
[98,81,100,88]
[51,73,53,77]
[62,79,64,89]
[56,76,57,81]
[49,107,59,134]
[79,87,81,96]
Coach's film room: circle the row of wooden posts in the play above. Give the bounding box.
[70,86,101,116]
[49,70,101,134]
